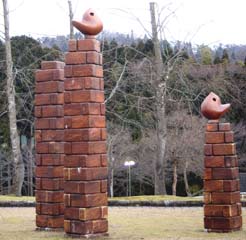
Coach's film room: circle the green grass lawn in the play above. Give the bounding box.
[0,207,245,240]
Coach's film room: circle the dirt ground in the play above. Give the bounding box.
[0,207,245,240]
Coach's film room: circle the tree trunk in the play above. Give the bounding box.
[183,161,191,196]
[3,0,24,196]
[150,2,167,195]
[68,0,74,39]
[172,159,177,196]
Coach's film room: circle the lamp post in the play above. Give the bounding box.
[124,160,135,196]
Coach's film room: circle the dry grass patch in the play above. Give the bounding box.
[0,207,245,240]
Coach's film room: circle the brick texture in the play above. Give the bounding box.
[203,121,241,232]
[64,39,108,237]
[35,61,64,230]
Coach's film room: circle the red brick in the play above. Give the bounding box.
[35,154,42,165]
[86,52,100,64]
[36,178,64,190]
[64,65,72,77]
[84,77,101,89]
[42,105,64,117]
[35,118,50,129]
[36,166,63,178]
[101,206,108,219]
[77,39,100,52]
[64,77,84,90]
[79,207,103,221]
[101,129,107,140]
[101,155,107,167]
[64,155,101,168]
[66,65,103,78]
[64,167,108,181]
[36,142,49,153]
[64,208,80,220]
[88,141,107,154]
[35,130,42,142]
[35,69,64,82]
[37,154,64,166]
[100,78,104,90]
[64,193,107,207]
[36,202,64,215]
[92,219,108,233]
[65,129,101,142]
[223,179,240,192]
[204,156,224,167]
[213,143,236,156]
[205,132,224,144]
[64,181,101,194]
[204,180,223,192]
[101,180,107,193]
[48,142,65,153]
[64,90,104,103]
[224,156,238,167]
[68,39,77,51]
[212,167,238,180]
[35,107,42,117]
[225,131,234,143]
[65,116,105,128]
[35,93,64,106]
[211,191,240,204]
[100,103,106,115]
[41,130,64,142]
[49,118,64,129]
[204,168,212,180]
[206,123,218,132]
[64,103,101,116]
[35,190,64,203]
[204,192,211,204]
[64,220,93,235]
[204,216,242,231]
[204,204,240,217]
[36,215,64,229]
[41,61,65,70]
[219,123,231,132]
[36,81,64,94]
[65,52,86,65]
[204,144,212,156]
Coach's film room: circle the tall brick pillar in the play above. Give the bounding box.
[35,61,65,230]
[203,121,242,232]
[63,39,108,237]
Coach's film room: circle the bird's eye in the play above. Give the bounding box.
[90,12,94,16]
[212,98,216,101]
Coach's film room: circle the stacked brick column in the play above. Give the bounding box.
[35,61,65,230]
[203,121,242,232]
[63,39,108,237]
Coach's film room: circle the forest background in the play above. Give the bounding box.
[0,1,246,197]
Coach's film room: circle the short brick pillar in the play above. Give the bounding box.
[203,121,242,232]
[35,61,65,230]
[63,39,108,237]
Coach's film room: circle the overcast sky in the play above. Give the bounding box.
[1,0,246,45]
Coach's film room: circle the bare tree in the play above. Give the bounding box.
[68,0,74,39]
[149,2,168,195]
[2,0,24,196]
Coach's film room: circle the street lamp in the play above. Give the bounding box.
[124,160,135,196]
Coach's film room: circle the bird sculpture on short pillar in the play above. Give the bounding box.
[72,8,103,38]
[201,92,230,120]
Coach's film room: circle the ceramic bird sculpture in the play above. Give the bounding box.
[201,92,230,120]
[72,8,103,37]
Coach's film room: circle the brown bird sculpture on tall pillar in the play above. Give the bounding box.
[201,92,230,120]
[72,8,103,38]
